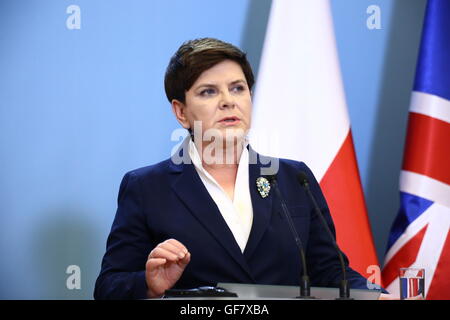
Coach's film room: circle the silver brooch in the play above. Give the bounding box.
[256,177,271,198]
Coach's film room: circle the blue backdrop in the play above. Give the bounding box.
[0,0,426,299]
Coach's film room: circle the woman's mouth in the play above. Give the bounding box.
[218,116,240,126]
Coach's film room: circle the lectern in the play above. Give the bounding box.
[217,283,382,300]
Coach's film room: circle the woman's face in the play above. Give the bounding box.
[172,59,252,144]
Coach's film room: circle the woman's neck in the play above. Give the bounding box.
[195,138,245,169]
[195,139,245,200]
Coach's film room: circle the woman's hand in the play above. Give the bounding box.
[145,239,191,298]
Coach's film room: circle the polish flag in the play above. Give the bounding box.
[249,0,379,280]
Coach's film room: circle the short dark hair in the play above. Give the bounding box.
[164,38,255,103]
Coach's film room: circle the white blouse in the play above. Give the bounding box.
[188,138,254,252]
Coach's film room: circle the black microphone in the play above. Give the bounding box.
[297,171,353,300]
[266,175,315,299]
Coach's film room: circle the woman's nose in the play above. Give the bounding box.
[219,91,236,109]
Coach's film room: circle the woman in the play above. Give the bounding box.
[94,38,372,300]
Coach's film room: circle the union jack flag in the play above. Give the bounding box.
[382,0,450,299]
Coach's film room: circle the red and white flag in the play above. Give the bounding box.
[250,0,379,280]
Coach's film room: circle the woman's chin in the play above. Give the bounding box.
[193,127,248,147]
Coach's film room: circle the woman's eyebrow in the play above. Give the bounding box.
[194,83,217,90]
[194,79,246,90]
[229,79,246,85]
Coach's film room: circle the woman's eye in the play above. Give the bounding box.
[231,85,245,93]
[200,88,216,96]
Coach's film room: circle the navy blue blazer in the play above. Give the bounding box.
[94,149,370,300]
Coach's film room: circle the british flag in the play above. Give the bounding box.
[382,0,450,299]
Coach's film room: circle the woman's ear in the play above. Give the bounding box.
[171,99,190,129]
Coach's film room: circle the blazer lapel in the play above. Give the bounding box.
[244,151,275,260]
[169,158,255,281]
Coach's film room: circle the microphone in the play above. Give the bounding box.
[266,175,315,299]
[297,171,353,300]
